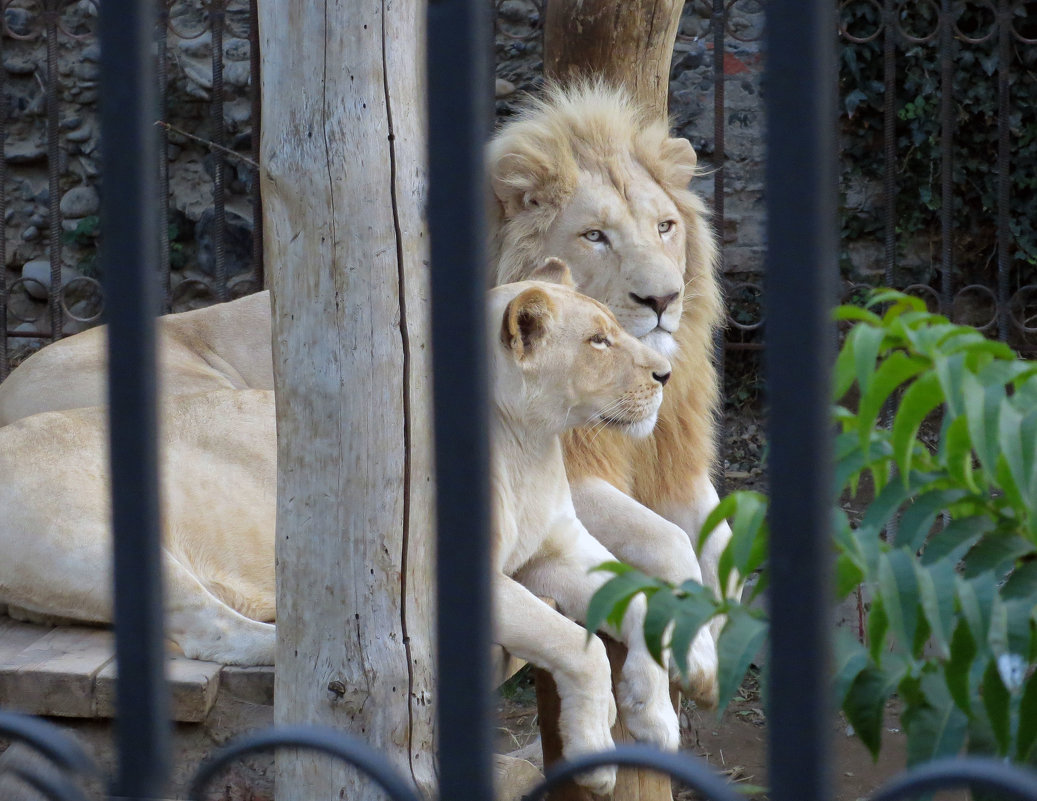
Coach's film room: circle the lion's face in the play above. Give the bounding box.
[489,85,716,363]
[492,261,672,438]
[537,161,687,357]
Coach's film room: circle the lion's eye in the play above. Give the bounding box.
[589,333,612,350]
[658,220,676,235]
[582,229,608,245]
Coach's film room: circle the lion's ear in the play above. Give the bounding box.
[658,137,699,190]
[490,152,546,217]
[530,257,575,288]
[500,287,555,359]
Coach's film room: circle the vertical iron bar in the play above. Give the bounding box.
[44,0,62,340]
[764,4,836,801]
[883,0,897,287]
[996,0,1010,341]
[210,0,228,301]
[1,38,8,381]
[712,0,727,494]
[939,0,954,316]
[157,1,172,313]
[99,0,170,797]
[881,0,899,538]
[248,0,263,289]
[427,0,494,800]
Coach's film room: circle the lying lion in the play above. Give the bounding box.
[0,290,273,426]
[0,389,277,664]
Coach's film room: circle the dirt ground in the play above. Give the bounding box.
[491,402,958,801]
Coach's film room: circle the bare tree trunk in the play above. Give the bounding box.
[543,0,684,116]
[258,1,436,799]
[540,4,685,798]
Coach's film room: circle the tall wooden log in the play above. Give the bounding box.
[540,3,687,799]
[543,0,684,116]
[257,1,436,799]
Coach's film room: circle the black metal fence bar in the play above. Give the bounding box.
[997,0,1011,341]
[426,1,495,800]
[44,0,61,341]
[98,1,169,797]
[209,0,228,302]
[1,41,7,381]
[764,3,837,801]
[882,0,896,287]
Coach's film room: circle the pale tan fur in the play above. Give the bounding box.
[0,291,273,426]
[490,265,716,796]
[488,82,736,621]
[0,390,277,664]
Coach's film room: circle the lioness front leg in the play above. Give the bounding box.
[569,477,720,702]
[655,472,742,641]
[495,575,618,796]
[518,529,683,749]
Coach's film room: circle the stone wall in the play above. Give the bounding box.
[2,0,769,352]
[2,0,257,348]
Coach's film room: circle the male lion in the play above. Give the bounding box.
[488,82,736,649]
[0,291,273,426]
[490,261,709,795]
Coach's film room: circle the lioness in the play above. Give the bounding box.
[0,290,273,426]
[488,82,736,650]
[491,261,695,795]
[0,389,277,664]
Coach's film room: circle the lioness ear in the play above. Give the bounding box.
[530,257,575,288]
[500,287,555,360]
[659,137,699,190]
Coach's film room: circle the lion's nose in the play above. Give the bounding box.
[630,291,680,317]
[652,370,671,387]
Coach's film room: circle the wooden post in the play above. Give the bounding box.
[257,1,436,799]
[543,0,684,116]
[535,639,679,801]
[540,4,686,798]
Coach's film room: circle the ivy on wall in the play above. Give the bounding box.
[838,1,1037,287]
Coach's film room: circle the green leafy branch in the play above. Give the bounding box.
[589,290,1037,766]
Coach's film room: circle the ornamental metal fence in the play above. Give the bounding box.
[2,1,1037,801]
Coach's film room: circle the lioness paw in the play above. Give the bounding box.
[573,763,617,797]
[616,663,680,751]
[674,627,719,709]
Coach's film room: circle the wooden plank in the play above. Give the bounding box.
[95,655,223,723]
[0,626,114,718]
[0,615,55,664]
[219,665,274,706]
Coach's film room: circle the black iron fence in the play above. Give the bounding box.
[0,0,262,381]
[2,2,1035,373]
[2,1,1037,800]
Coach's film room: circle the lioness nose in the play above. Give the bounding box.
[652,370,671,386]
[630,291,679,317]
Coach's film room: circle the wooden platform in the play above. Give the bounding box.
[0,614,272,723]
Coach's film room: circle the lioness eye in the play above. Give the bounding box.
[658,220,675,235]
[589,333,612,349]
[582,229,608,244]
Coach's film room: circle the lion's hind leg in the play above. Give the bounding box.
[163,552,275,665]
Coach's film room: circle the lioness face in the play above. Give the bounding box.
[538,162,687,358]
[495,265,673,438]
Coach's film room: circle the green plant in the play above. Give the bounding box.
[590,290,1037,766]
